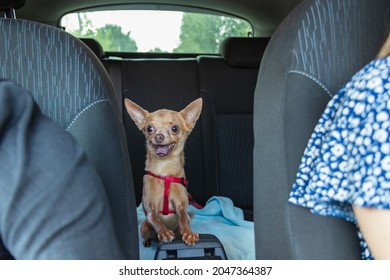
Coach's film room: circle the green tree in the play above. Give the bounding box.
[220,17,252,38]
[174,14,220,53]
[174,13,251,53]
[148,47,167,53]
[95,24,138,52]
[68,14,138,52]
[70,13,94,37]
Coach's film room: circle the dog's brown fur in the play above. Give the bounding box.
[124,98,202,246]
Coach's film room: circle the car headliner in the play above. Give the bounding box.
[15,0,303,36]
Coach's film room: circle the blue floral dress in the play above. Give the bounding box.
[289,56,390,260]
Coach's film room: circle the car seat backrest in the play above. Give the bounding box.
[253,0,390,259]
[198,37,269,220]
[99,38,268,217]
[0,17,139,259]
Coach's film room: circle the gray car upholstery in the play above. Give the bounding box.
[0,17,139,259]
[253,0,390,259]
[198,37,269,220]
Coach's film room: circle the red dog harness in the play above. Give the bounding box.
[145,171,203,215]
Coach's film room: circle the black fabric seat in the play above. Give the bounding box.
[0,6,139,259]
[198,37,269,220]
[253,0,390,259]
[101,38,269,217]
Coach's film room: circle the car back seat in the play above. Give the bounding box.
[197,37,269,220]
[92,38,269,220]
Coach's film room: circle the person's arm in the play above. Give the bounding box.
[353,205,390,260]
[0,80,124,259]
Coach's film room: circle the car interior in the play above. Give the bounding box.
[0,0,389,260]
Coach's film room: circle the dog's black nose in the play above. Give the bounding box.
[154,134,165,143]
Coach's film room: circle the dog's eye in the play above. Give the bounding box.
[171,125,179,134]
[146,125,154,134]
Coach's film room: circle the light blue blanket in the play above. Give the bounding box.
[137,196,255,260]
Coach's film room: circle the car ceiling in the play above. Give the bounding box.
[15,0,303,36]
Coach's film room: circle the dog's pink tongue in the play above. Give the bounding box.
[156,145,169,157]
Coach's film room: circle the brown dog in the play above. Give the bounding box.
[124,98,202,247]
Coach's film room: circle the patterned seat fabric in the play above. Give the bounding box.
[253,0,390,259]
[0,18,139,259]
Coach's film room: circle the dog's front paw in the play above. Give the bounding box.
[157,229,175,243]
[143,239,152,247]
[182,230,199,246]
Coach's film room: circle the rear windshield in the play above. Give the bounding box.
[61,9,253,54]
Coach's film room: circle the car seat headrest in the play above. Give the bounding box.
[0,0,25,18]
[0,0,25,9]
[80,38,106,59]
[219,37,270,68]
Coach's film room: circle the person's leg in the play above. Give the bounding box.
[0,80,124,259]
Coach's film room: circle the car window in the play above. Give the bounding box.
[60,9,253,54]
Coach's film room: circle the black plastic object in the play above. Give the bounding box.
[154,234,228,260]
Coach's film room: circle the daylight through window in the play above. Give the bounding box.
[61,10,253,53]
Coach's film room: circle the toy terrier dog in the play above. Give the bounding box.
[124,98,202,247]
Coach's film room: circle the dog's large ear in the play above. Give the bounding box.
[180,98,203,131]
[124,98,149,130]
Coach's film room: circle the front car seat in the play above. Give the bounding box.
[0,0,138,259]
[254,0,390,259]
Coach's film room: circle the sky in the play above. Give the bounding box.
[62,10,184,52]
